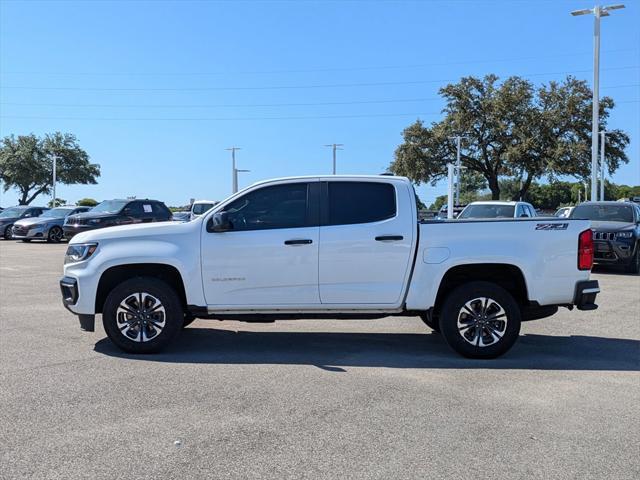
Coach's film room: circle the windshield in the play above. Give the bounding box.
[0,207,27,218]
[91,200,128,214]
[459,204,515,219]
[40,208,73,218]
[570,204,634,223]
[192,203,215,215]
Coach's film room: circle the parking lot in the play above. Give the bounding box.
[0,240,638,480]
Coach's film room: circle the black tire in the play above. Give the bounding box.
[182,313,197,328]
[3,225,13,240]
[47,226,64,243]
[102,277,184,354]
[625,245,640,274]
[439,281,521,359]
[419,313,440,332]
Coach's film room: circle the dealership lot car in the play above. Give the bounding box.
[12,206,92,243]
[60,175,598,359]
[63,198,172,239]
[0,205,49,239]
[570,201,640,273]
[458,201,537,219]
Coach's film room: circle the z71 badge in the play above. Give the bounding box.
[535,223,569,230]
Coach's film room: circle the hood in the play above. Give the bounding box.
[67,211,119,222]
[590,221,635,232]
[70,219,199,244]
[13,217,57,228]
[0,216,20,224]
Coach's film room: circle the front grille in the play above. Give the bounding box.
[12,225,29,236]
[594,231,615,241]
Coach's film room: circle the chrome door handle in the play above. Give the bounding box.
[284,239,313,245]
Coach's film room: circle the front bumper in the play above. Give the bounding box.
[593,239,636,265]
[63,224,99,240]
[60,276,95,331]
[12,225,47,239]
[573,280,600,311]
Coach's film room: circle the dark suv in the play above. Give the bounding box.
[569,201,640,273]
[63,199,172,239]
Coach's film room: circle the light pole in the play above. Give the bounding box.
[52,153,57,206]
[571,3,625,202]
[449,136,466,204]
[599,131,606,200]
[225,147,248,194]
[324,144,344,175]
[447,164,455,219]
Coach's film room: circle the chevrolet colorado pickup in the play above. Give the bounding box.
[60,175,599,358]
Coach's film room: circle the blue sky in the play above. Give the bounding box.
[1,0,638,208]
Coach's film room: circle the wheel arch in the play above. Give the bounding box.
[95,263,187,314]
[433,263,529,315]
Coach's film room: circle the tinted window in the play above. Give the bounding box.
[225,183,309,231]
[459,204,515,219]
[92,200,128,214]
[124,202,145,216]
[327,182,396,226]
[152,202,171,218]
[570,204,634,223]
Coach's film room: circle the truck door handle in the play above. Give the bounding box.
[284,239,313,245]
[375,235,404,241]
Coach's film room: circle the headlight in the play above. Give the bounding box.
[87,218,103,226]
[64,243,98,264]
[616,231,633,239]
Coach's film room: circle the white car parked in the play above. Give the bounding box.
[60,175,599,359]
[190,200,217,220]
[458,201,537,219]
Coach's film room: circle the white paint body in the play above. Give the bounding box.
[63,176,592,317]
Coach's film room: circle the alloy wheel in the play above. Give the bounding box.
[457,297,508,347]
[116,292,166,343]
[49,227,63,242]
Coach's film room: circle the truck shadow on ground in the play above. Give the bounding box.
[94,328,640,371]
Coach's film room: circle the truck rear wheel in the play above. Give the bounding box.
[439,281,521,359]
[102,277,184,354]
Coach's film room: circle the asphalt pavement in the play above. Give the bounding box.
[0,240,638,480]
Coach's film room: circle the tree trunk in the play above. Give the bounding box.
[487,175,500,200]
[19,185,47,205]
[513,173,534,201]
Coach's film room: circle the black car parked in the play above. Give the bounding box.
[63,199,172,239]
[569,201,640,273]
[0,206,49,240]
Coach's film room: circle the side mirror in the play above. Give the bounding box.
[208,211,232,232]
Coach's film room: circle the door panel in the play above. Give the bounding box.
[319,181,414,305]
[202,226,320,305]
[201,181,320,307]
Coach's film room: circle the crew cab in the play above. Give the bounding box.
[60,176,599,359]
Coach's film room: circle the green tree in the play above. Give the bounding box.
[48,198,67,208]
[76,197,99,207]
[0,133,100,205]
[390,75,629,200]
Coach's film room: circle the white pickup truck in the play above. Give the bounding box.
[60,175,599,358]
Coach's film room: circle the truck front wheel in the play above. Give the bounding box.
[102,277,184,354]
[439,281,521,359]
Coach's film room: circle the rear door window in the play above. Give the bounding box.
[326,182,396,226]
